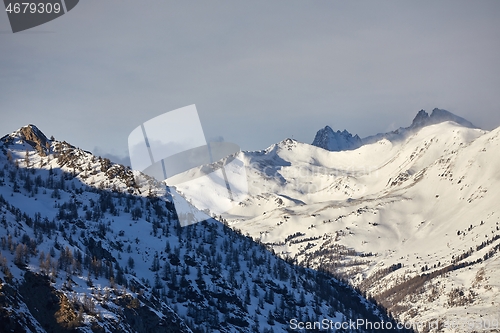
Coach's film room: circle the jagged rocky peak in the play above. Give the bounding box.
[411,109,430,128]
[312,125,362,152]
[1,124,52,156]
[410,108,476,129]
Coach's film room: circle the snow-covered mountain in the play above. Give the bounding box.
[312,127,362,152]
[3,107,496,333]
[0,125,398,332]
[409,108,475,129]
[314,108,477,153]
[363,108,477,145]
[175,112,500,332]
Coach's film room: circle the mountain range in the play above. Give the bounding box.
[0,125,401,332]
[1,107,498,333]
[312,108,477,152]
[174,108,500,332]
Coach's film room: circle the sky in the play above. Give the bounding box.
[1,0,499,166]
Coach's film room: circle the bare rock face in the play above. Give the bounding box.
[18,124,51,156]
[410,109,430,128]
[312,126,362,152]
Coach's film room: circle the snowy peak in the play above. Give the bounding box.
[344,108,476,147]
[410,108,476,129]
[311,126,362,151]
[1,124,52,156]
[0,124,148,196]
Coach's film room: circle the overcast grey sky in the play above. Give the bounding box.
[1,0,499,165]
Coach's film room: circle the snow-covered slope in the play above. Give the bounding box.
[175,117,500,332]
[0,125,396,333]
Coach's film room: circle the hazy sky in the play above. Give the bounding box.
[1,0,499,165]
